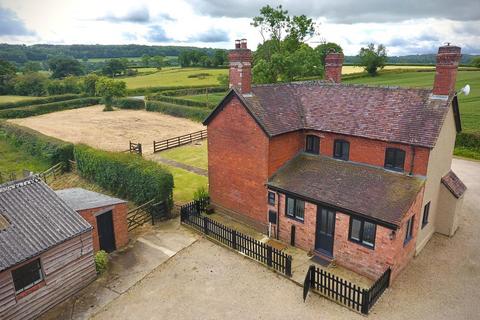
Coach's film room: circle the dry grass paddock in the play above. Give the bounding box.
[9,105,205,154]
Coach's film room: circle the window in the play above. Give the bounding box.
[305,135,320,154]
[404,216,415,245]
[333,140,350,160]
[422,202,430,228]
[268,191,276,205]
[349,217,377,248]
[12,259,44,294]
[285,196,305,221]
[384,148,406,172]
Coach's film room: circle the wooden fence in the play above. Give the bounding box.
[180,199,292,277]
[127,199,168,231]
[153,129,207,153]
[129,141,142,156]
[39,163,63,183]
[304,265,391,314]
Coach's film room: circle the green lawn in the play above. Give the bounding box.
[178,92,227,106]
[120,67,228,89]
[345,70,480,133]
[168,166,208,203]
[161,142,208,170]
[0,95,40,103]
[0,138,50,176]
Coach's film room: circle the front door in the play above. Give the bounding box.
[96,211,116,253]
[315,207,336,256]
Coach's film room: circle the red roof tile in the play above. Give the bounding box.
[441,170,467,198]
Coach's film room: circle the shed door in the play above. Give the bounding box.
[97,210,116,253]
[315,207,335,256]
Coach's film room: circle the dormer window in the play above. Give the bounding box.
[305,135,320,154]
[384,148,406,172]
[333,140,350,161]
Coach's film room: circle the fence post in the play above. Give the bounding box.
[361,289,370,314]
[286,255,292,277]
[138,143,142,156]
[309,265,316,288]
[204,216,209,235]
[267,246,273,267]
[231,229,237,250]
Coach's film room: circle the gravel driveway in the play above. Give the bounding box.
[92,158,480,320]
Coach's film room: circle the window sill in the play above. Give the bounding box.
[16,281,45,300]
[285,215,305,224]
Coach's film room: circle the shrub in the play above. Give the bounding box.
[95,250,109,274]
[74,144,174,207]
[127,85,227,96]
[112,98,145,110]
[455,132,480,150]
[0,121,74,167]
[0,94,83,111]
[193,186,209,202]
[146,101,211,122]
[146,94,216,108]
[160,86,227,97]
[0,97,100,119]
[187,72,211,79]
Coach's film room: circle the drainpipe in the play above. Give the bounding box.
[409,145,416,176]
[276,192,280,240]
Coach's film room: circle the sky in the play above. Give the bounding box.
[0,0,479,56]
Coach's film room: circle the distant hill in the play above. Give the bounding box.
[345,54,478,66]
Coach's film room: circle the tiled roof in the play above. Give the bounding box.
[267,153,425,228]
[0,177,92,271]
[441,170,467,198]
[56,188,126,211]
[205,82,454,148]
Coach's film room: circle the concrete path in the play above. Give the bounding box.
[154,157,208,176]
[40,219,199,320]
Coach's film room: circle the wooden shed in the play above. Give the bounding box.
[0,177,96,320]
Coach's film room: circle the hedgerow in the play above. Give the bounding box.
[126,85,226,96]
[112,98,145,110]
[0,97,100,119]
[0,121,74,167]
[0,94,84,111]
[145,101,211,122]
[146,94,216,108]
[160,86,227,96]
[74,144,173,206]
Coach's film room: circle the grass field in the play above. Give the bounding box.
[120,67,228,89]
[0,95,40,103]
[0,137,50,175]
[342,65,436,75]
[344,70,480,133]
[160,141,208,170]
[168,166,208,203]
[178,92,227,106]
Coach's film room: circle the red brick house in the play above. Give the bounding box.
[204,39,467,281]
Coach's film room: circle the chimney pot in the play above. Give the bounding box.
[228,39,252,94]
[235,39,241,49]
[324,52,344,83]
[240,39,247,49]
[433,45,461,96]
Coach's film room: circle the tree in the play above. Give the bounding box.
[13,73,48,96]
[217,74,229,87]
[82,74,99,96]
[212,49,228,67]
[23,61,42,74]
[102,59,128,77]
[95,77,126,111]
[358,43,387,76]
[48,57,84,78]
[141,54,151,67]
[471,56,480,68]
[314,42,343,70]
[0,59,16,94]
[150,56,164,70]
[251,5,319,83]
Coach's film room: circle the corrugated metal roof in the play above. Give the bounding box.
[56,188,126,211]
[0,177,92,271]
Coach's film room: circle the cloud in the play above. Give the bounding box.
[146,25,171,42]
[0,7,35,36]
[189,0,480,23]
[189,29,229,42]
[97,6,150,23]
[122,32,138,41]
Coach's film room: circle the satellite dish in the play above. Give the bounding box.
[461,84,471,96]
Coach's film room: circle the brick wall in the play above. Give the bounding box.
[208,96,269,229]
[78,203,128,252]
[268,131,303,176]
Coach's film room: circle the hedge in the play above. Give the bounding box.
[146,94,216,108]
[455,132,480,150]
[159,86,227,97]
[0,94,84,111]
[74,144,173,206]
[146,101,211,122]
[0,97,101,119]
[127,84,226,96]
[112,98,145,110]
[0,121,74,167]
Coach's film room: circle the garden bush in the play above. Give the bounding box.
[112,98,145,110]
[160,86,227,97]
[127,85,226,96]
[0,121,74,167]
[455,132,480,150]
[146,94,216,108]
[0,94,83,111]
[0,97,100,119]
[74,144,173,207]
[95,250,109,274]
[146,101,211,122]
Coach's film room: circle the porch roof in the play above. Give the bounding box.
[267,154,425,228]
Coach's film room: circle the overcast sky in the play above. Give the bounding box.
[0,0,479,55]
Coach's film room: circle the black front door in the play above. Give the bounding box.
[96,211,116,253]
[315,207,335,256]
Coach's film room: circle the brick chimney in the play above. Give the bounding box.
[433,45,461,96]
[325,52,344,83]
[228,39,252,94]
